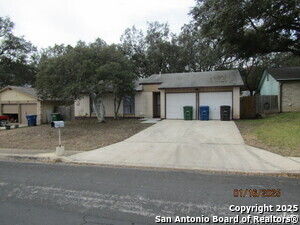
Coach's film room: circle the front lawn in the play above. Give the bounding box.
[0,118,152,151]
[235,112,300,157]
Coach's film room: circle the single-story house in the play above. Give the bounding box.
[258,67,300,112]
[75,70,244,120]
[0,86,66,125]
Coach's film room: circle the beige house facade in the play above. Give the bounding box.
[0,86,65,125]
[75,92,149,118]
[75,70,244,120]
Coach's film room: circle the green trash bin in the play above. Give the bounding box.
[183,106,193,120]
[51,113,61,122]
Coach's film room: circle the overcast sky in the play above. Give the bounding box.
[0,0,195,49]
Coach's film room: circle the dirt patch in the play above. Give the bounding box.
[0,118,152,151]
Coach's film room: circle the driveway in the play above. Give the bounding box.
[68,120,300,173]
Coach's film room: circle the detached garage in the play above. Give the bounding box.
[139,70,243,120]
[0,86,65,125]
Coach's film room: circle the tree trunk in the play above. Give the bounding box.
[245,66,253,96]
[114,97,118,120]
[114,96,122,120]
[100,100,106,122]
[92,94,105,123]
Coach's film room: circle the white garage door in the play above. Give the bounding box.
[166,93,196,119]
[199,92,232,120]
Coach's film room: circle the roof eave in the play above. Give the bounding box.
[139,82,162,85]
[276,78,300,81]
[158,84,244,90]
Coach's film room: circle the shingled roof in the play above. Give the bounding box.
[140,70,244,88]
[0,86,39,99]
[0,86,68,101]
[266,67,300,81]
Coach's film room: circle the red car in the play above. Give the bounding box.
[0,115,9,127]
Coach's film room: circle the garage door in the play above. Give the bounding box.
[166,93,196,119]
[2,104,18,114]
[21,104,37,124]
[199,92,232,120]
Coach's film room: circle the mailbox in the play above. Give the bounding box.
[51,120,65,155]
[51,121,64,128]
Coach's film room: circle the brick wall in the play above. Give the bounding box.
[282,81,300,112]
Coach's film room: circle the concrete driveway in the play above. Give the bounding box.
[68,120,300,174]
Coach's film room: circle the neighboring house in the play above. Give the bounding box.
[258,67,300,112]
[240,90,252,97]
[0,86,65,125]
[75,70,244,120]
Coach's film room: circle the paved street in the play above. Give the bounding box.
[0,161,299,225]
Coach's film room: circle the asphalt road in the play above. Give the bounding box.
[0,161,299,225]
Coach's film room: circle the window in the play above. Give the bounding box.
[123,95,135,115]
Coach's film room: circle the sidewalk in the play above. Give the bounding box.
[0,146,299,176]
[68,142,300,175]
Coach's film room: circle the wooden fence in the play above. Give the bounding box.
[240,95,278,119]
[56,105,75,121]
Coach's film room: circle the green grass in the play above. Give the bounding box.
[235,112,300,157]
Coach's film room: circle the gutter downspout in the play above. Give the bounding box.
[196,88,199,120]
[280,82,283,113]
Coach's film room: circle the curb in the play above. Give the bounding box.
[0,154,62,162]
[65,161,300,179]
[1,154,299,178]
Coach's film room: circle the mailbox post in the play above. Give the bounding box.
[58,128,61,147]
[51,121,65,156]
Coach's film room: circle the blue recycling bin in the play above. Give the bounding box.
[26,115,37,126]
[199,106,209,120]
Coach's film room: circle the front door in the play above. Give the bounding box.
[153,92,161,118]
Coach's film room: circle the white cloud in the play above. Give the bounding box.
[0,0,195,48]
